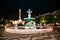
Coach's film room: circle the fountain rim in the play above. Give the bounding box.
[5,26,53,34]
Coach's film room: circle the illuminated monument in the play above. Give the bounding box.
[18,9,25,25]
[24,9,36,28]
[18,9,22,23]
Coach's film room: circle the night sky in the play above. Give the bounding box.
[0,0,59,20]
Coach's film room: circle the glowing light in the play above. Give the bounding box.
[12,21,18,24]
[54,16,56,18]
[14,21,18,24]
[18,19,22,22]
[22,21,25,25]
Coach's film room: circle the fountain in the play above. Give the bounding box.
[5,9,53,34]
[24,9,36,29]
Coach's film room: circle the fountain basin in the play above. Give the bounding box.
[5,26,53,34]
[24,17,35,20]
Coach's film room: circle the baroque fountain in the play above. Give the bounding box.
[5,9,53,34]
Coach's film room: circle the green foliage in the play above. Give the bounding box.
[0,18,11,25]
[53,10,60,23]
[45,15,54,23]
[55,15,60,23]
[0,18,5,24]
[40,16,47,23]
[36,17,41,24]
[36,10,60,24]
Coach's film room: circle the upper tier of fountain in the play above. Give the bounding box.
[24,9,35,20]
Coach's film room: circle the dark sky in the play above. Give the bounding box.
[0,0,59,19]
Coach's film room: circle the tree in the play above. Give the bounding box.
[45,14,54,23]
[40,16,47,23]
[0,18,5,25]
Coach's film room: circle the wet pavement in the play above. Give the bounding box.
[0,27,60,40]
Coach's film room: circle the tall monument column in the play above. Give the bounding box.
[19,9,21,19]
[18,9,22,22]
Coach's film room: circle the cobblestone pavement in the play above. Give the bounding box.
[0,27,60,40]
